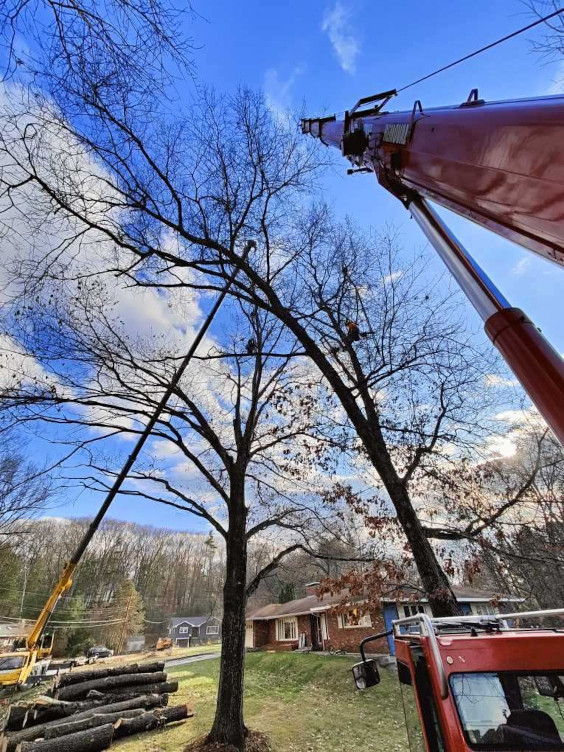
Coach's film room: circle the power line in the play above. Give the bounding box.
[397,7,564,93]
[0,614,124,626]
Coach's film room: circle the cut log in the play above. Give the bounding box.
[42,709,145,740]
[15,723,114,752]
[3,699,109,731]
[1,695,167,751]
[86,681,178,702]
[55,672,167,701]
[113,704,192,739]
[85,690,169,707]
[53,662,165,689]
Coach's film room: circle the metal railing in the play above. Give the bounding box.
[391,607,564,701]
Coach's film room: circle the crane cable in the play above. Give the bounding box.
[397,6,564,93]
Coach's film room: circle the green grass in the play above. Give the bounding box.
[116,652,408,751]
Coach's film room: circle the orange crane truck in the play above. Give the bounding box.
[302,91,564,447]
[303,88,564,750]
[353,609,564,751]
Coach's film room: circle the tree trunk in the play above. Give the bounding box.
[113,705,191,739]
[14,724,114,752]
[259,296,461,617]
[54,672,167,701]
[53,662,164,689]
[394,491,462,617]
[2,700,108,733]
[85,682,177,701]
[206,481,248,749]
[41,709,144,741]
[1,695,167,750]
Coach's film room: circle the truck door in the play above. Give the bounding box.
[398,647,446,752]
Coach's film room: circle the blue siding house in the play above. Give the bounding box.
[168,616,222,647]
[382,586,522,655]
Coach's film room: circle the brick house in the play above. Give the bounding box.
[246,583,521,655]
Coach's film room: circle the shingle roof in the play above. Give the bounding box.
[387,585,522,603]
[169,616,217,628]
[247,585,520,621]
[247,590,362,620]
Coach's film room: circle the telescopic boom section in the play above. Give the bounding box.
[302,91,564,265]
[302,92,564,446]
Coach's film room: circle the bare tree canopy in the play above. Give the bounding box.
[0,433,55,536]
[0,4,547,746]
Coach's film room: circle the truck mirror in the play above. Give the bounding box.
[352,659,380,690]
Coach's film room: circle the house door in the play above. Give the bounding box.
[245,621,254,648]
[383,604,399,655]
[310,614,321,649]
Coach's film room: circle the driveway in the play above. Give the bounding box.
[165,652,220,667]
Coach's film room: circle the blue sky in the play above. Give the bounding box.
[33,0,564,530]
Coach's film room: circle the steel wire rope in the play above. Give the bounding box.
[397,7,564,93]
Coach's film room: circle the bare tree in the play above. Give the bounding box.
[528,1,564,62]
[0,435,55,536]
[1,264,345,746]
[416,422,564,604]
[0,75,505,619]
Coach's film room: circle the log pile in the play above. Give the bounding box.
[1,662,192,751]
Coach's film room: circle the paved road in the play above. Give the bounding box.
[165,652,220,667]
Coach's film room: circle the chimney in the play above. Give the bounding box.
[305,581,320,597]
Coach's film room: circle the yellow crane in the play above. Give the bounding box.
[0,562,75,688]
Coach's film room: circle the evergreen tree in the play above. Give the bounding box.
[278,583,296,603]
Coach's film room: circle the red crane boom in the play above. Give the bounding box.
[302,91,564,445]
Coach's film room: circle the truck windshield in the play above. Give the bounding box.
[0,655,26,673]
[450,672,564,750]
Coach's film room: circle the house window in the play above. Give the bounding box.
[178,626,190,634]
[402,604,426,618]
[206,625,219,635]
[472,603,494,616]
[338,610,372,629]
[276,617,298,641]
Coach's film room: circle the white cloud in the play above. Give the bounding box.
[484,434,517,459]
[263,66,304,118]
[382,271,403,284]
[321,2,360,74]
[484,374,518,388]
[512,256,531,276]
[545,60,564,95]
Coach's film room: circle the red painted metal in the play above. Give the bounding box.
[395,629,564,751]
[485,308,564,446]
[303,95,564,266]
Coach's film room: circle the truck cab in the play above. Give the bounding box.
[353,609,564,751]
[0,633,54,689]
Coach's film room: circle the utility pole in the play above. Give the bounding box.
[19,559,28,621]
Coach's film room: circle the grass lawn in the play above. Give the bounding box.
[116,652,408,751]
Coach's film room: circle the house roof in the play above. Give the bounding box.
[169,616,217,628]
[383,585,523,604]
[247,590,362,620]
[247,585,521,621]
